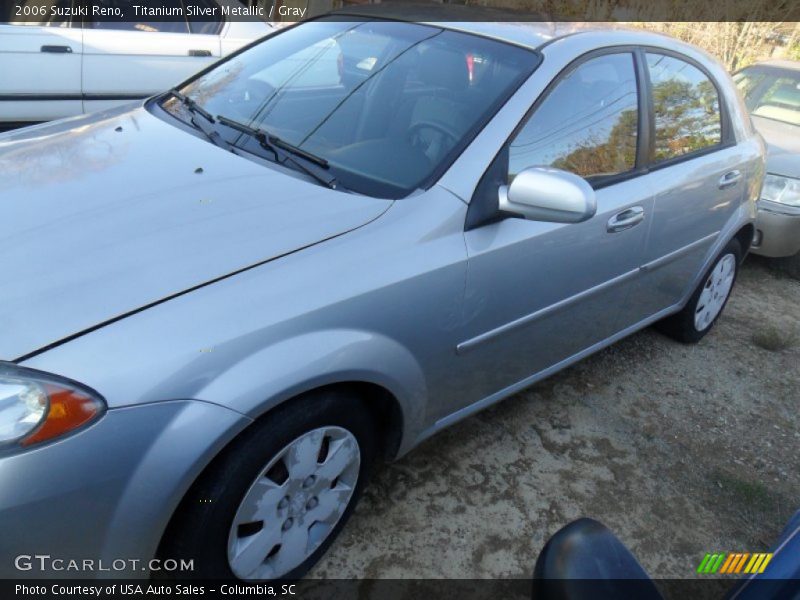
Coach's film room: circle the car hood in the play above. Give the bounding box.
[751,115,800,178]
[0,106,391,361]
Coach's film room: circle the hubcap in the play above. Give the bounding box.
[694,253,736,331]
[227,426,360,580]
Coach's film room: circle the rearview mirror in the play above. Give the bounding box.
[499,167,597,224]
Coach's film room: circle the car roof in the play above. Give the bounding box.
[747,59,800,72]
[426,21,606,50]
[326,7,679,52]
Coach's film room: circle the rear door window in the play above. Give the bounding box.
[646,52,722,163]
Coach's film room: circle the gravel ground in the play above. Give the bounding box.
[313,256,800,579]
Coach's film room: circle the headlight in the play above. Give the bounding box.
[0,363,105,449]
[760,173,800,207]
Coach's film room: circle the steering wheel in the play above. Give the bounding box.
[407,120,460,150]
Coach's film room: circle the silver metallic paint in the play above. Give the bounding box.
[499,167,597,224]
[0,105,391,360]
[0,400,249,577]
[0,24,764,577]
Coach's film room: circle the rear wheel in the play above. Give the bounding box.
[158,390,376,580]
[656,238,741,344]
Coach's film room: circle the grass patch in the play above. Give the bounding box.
[709,469,792,548]
[715,472,772,507]
[751,325,797,352]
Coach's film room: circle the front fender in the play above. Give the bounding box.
[0,399,248,578]
[194,329,428,456]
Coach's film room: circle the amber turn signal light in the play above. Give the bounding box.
[21,384,103,447]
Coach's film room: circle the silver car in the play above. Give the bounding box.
[0,18,763,580]
[733,60,800,261]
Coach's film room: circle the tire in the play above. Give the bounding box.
[655,238,742,344]
[157,389,377,580]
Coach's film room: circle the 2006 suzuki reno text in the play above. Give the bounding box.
[0,17,764,580]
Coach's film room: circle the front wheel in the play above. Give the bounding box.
[157,390,376,580]
[655,238,741,344]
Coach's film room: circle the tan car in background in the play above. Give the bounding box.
[734,60,800,268]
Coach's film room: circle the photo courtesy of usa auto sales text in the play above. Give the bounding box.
[15,584,299,596]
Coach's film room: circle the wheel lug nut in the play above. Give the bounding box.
[303,475,316,488]
[306,497,318,510]
[278,496,290,510]
[282,518,293,531]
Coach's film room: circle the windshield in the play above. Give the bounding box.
[161,19,539,198]
[734,66,800,127]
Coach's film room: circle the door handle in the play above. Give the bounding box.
[41,45,72,53]
[188,49,212,57]
[607,206,644,233]
[718,170,742,189]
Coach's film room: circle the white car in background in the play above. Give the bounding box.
[0,0,272,125]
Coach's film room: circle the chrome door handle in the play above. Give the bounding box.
[607,206,644,233]
[718,170,742,189]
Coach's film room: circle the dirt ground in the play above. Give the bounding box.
[312,256,800,579]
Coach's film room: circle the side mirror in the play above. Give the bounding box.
[499,167,597,224]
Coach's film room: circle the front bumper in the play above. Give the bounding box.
[751,200,800,258]
[0,399,248,578]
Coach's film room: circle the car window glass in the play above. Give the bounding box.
[750,73,800,126]
[646,52,722,162]
[508,52,639,183]
[733,69,766,101]
[90,0,190,33]
[253,29,392,90]
[172,20,538,198]
[253,39,344,89]
[2,0,73,26]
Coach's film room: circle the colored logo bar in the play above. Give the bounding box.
[697,552,773,574]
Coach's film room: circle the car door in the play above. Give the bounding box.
[0,1,82,123]
[441,51,653,418]
[624,51,746,324]
[81,0,221,115]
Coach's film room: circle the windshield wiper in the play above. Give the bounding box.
[216,115,338,190]
[165,88,228,150]
[166,88,214,122]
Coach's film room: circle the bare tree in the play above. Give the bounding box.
[633,21,800,71]
[432,0,800,70]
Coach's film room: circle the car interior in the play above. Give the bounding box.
[200,24,535,195]
[751,77,800,125]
